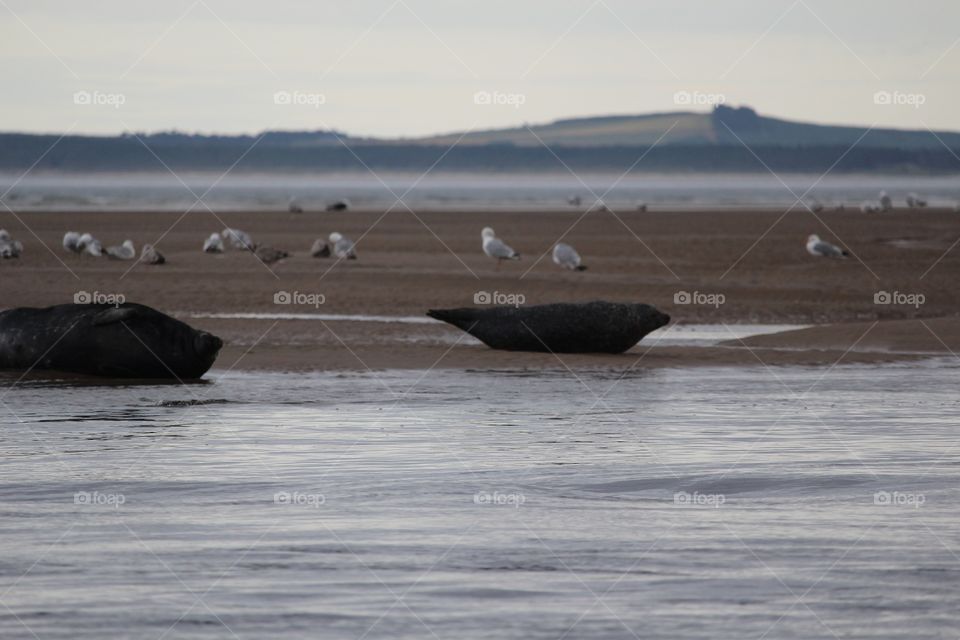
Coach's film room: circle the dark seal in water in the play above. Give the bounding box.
[0,303,223,379]
[427,301,669,354]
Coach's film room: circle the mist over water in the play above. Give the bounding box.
[4,172,959,211]
[2,362,958,639]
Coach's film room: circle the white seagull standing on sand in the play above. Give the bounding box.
[0,230,22,259]
[63,231,83,254]
[879,191,893,211]
[203,233,224,253]
[222,228,255,251]
[78,233,102,257]
[552,242,587,271]
[140,244,165,265]
[481,227,519,269]
[106,239,135,260]
[906,193,927,208]
[329,232,357,259]
[806,234,848,258]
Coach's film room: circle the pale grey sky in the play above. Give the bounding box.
[2,0,958,136]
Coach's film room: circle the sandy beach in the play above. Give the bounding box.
[1,206,958,371]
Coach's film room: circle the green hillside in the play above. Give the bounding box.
[410,105,960,150]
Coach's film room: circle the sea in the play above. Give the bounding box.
[2,172,959,211]
[2,355,959,639]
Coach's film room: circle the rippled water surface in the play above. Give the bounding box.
[2,362,959,639]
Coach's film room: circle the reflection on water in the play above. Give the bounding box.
[1,361,959,639]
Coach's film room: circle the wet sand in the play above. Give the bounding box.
[1,206,958,371]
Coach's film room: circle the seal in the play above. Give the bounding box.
[0,303,223,379]
[427,301,669,354]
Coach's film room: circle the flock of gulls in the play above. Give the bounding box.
[0,189,947,266]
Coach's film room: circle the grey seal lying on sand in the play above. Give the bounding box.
[0,303,222,379]
[427,301,669,354]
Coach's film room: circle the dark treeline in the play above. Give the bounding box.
[1,133,958,174]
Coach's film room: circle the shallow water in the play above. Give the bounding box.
[4,172,959,211]
[2,361,959,639]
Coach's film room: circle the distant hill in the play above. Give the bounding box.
[1,106,959,174]
[413,105,960,150]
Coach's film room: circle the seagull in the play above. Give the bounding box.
[203,233,224,253]
[310,238,331,258]
[329,232,356,259]
[567,195,582,206]
[552,242,587,271]
[254,245,290,265]
[222,228,255,251]
[63,231,83,254]
[0,230,22,259]
[78,233,102,257]
[879,191,893,211]
[807,198,824,213]
[906,192,927,208]
[326,199,350,212]
[636,201,648,212]
[288,196,304,213]
[140,244,165,265]
[481,227,519,269]
[806,234,848,258]
[106,239,135,260]
[860,201,881,213]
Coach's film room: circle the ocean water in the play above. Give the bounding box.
[2,360,959,639]
[3,172,960,211]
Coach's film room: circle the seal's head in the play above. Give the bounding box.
[89,304,224,379]
[634,303,670,334]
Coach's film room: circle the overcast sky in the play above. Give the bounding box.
[2,0,958,137]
